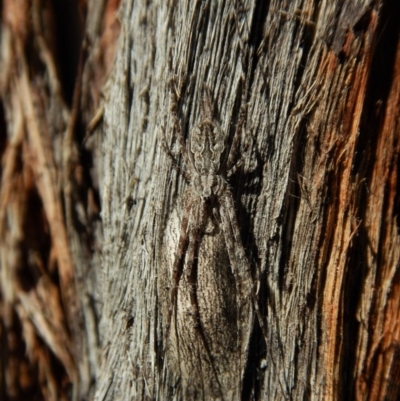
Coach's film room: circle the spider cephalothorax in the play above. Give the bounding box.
[187,96,228,199]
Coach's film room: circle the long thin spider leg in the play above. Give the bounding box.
[226,128,254,178]
[165,192,193,347]
[183,200,224,393]
[226,36,253,175]
[169,77,195,172]
[161,127,191,181]
[201,85,214,121]
[218,197,252,392]
[225,81,247,172]
[221,189,269,344]
[233,0,250,65]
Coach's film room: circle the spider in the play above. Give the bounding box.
[162,76,265,367]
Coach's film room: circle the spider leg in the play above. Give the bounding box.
[225,90,247,172]
[218,198,249,317]
[201,85,214,121]
[220,189,269,344]
[182,200,224,392]
[165,192,193,346]
[226,127,254,178]
[212,207,221,224]
[227,158,243,179]
[218,197,253,385]
[226,23,254,174]
[161,127,191,181]
[169,77,195,172]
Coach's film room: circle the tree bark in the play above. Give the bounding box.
[1,0,399,401]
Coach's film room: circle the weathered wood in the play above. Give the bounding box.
[97,0,400,400]
[1,0,399,400]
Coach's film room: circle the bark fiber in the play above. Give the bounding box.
[0,0,399,400]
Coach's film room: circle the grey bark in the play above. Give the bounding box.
[87,0,398,400]
[0,0,394,399]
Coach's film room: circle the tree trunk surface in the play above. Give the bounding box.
[0,1,399,401]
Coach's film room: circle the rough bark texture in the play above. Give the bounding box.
[0,0,399,401]
[0,0,119,400]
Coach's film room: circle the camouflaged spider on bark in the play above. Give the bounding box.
[164,79,245,303]
[161,75,264,397]
[163,75,258,328]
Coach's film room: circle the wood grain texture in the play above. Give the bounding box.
[1,0,399,400]
[94,0,400,400]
